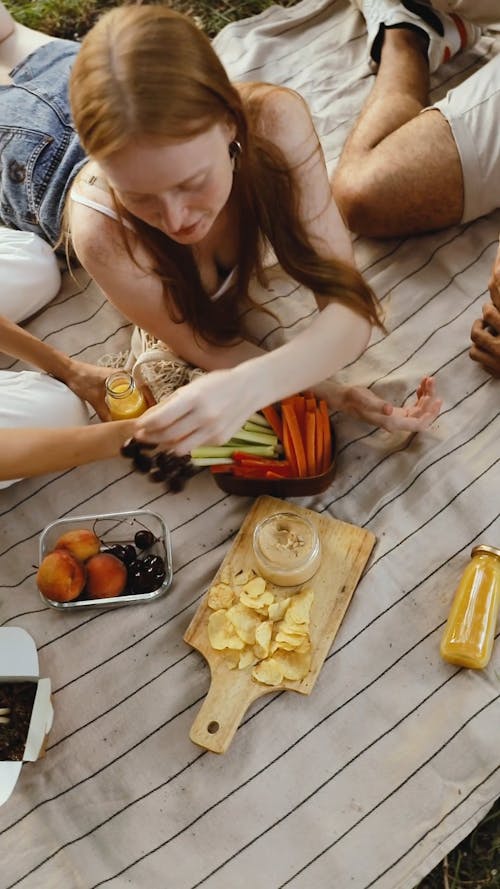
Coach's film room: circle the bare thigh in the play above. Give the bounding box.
[347,108,463,236]
[0,21,55,84]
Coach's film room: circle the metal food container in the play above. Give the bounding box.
[38,510,173,610]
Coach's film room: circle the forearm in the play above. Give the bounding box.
[0,420,135,481]
[0,315,74,380]
[235,302,371,408]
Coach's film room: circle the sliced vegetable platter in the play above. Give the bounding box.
[190,393,336,497]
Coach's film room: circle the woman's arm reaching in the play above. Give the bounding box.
[0,315,112,419]
[0,420,135,481]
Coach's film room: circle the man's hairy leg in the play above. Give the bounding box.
[332,28,464,237]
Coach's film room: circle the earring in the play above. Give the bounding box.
[229,140,242,171]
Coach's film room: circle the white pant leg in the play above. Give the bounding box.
[0,370,89,488]
[429,54,500,222]
[0,229,61,323]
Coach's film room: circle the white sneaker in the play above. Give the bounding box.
[351,0,481,72]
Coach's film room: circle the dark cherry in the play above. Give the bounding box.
[130,568,151,595]
[105,544,127,562]
[120,438,140,459]
[142,554,164,571]
[133,452,153,473]
[149,468,166,483]
[122,544,137,565]
[134,529,155,550]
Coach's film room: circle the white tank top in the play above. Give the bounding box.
[70,190,237,301]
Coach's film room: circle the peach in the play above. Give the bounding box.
[37,550,86,602]
[85,552,127,599]
[54,528,101,562]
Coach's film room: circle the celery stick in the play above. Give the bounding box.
[191,457,235,466]
[191,446,238,459]
[243,421,274,435]
[229,428,277,446]
[191,444,277,460]
[227,444,277,455]
[247,412,272,428]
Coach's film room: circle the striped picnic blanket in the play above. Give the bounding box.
[1,1,499,887]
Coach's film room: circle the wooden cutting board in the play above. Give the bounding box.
[184,495,375,753]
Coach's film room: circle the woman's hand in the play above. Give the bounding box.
[314,376,442,433]
[61,360,113,420]
[470,303,500,377]
[133,366,258,453]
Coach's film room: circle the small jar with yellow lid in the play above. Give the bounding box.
[252,512,321,587]
[440,544,500,670]
[105,371,147,421]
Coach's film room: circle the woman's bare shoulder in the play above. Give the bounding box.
[237,81,315,156]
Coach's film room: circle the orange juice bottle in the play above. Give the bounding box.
[105,371,147,420]
[440,545,500,669]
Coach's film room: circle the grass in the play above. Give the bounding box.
[4,0,499,885]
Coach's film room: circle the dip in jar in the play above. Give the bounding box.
[252,512,321,587]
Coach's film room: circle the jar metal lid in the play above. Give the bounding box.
[471,544,500,559]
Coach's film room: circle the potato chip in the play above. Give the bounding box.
[254,621,272,658]
[243,576,267,598]
[252,658,283,686]
[224,651,240,670]
[207,582,234,610]
[226,603,262,645]
[219,564,233,585]
[272,649,311,681]
[207,610,245,650]
[268,598,291,621]
[225,634,246,650]
[207,610,232,650]
[238,648,258,670]
[286,588,314,624]
[239,590,274,610]
[233,568,256,586]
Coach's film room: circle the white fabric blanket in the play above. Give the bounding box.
[1,2,499,887]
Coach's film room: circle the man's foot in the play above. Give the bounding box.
[351,0,481,71]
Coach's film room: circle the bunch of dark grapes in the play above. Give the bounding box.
[120,438,194,492]
[105,529,167,595]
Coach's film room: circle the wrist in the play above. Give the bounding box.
[44,350,75,384]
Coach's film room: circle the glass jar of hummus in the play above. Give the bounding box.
[252,512,321,587]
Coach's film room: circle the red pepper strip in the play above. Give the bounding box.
[238,461,292,477]
[232,451,287,464]
[238,457,291,468]
[232,466,274,478]
[266,470,291,479]
[233,465,292,479]
[210,464,235,474]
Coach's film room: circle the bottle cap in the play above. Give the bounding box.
[471,544,500,559]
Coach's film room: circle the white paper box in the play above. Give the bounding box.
[0,627,53,806]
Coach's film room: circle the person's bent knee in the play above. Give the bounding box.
[332,168,388,238]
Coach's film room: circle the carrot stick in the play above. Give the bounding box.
[319,400,332,471]
[261,405,283,442]
[315,405,324,473]
[282,418,299,476]
[305,409,317,476]
[292,395,306,442]
[305,396,316,413]
[282,402,307,477]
